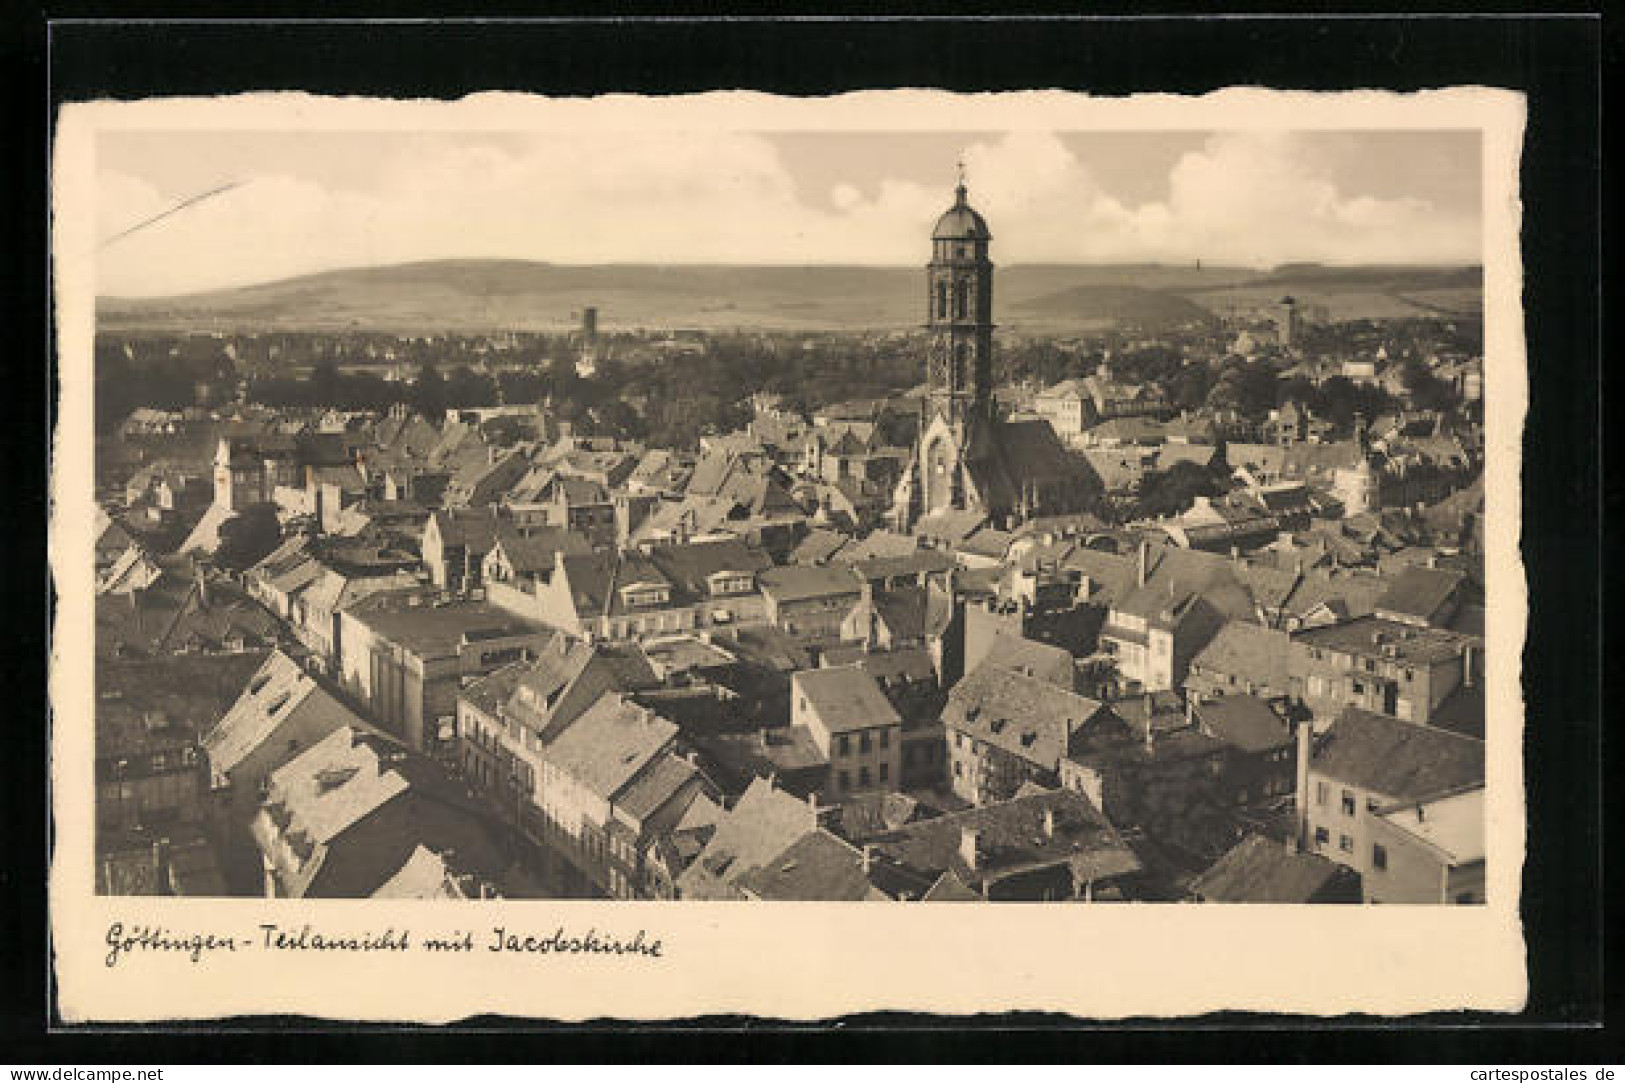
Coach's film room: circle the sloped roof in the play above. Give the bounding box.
[614,750,701,824]
[428,508,502,551]
[1376,565,1466,623]
[733,829,883,901]
[944,663,1105,771]
[847,549,957,582]
[264,727,410,847]
[1194,695,1291,754]
[794,665,902,733]
[836,530,919,563]
[490,525,593,575]
[676,777,814,900]
[759,564,861,603]
[788,528,849,566]
[1313,706,1485,799]
[1189,621,1292,690]
[1189,834,1353,903]
[1280,570,1391,624]
[372,845,460,899]
[543,693,676,803]
[870,585,931,643]
[921,868,983,901]
[647,538,773,593]
[201,650,371,785]
[981,631,1076,689]
[913,508,988,546]
[871,787,1139,890]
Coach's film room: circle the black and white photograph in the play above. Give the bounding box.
[48,83,1532,1022]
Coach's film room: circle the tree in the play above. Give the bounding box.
[1134,460,1227,520]
[309,359,341,406]
[1398,357,1459,413]
[1204,361,1279,421]
[412,362,446,419]
[1166,364,1217,413]
[214,504,283,572]
[1313,376,1394,430]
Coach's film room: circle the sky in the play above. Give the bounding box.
[94,128,1482,297]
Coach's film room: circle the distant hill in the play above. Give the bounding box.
[96,258,1481,334]
[1177,263,1483,323]
[1013,284,1219,329]
[1244,262,1482,293]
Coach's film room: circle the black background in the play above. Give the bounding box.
[6,7,1610,1063]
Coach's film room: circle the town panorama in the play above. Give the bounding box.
[93,178,1488,905]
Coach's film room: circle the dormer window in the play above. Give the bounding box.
[707,571,753,597]
[620,582,670,609]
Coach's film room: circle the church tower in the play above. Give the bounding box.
[908,174,996,521]
[925,176,995,431]
[892,172,1103,532]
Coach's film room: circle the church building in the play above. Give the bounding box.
[891,179,1102,531]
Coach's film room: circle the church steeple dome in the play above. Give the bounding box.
[932,180,991,241]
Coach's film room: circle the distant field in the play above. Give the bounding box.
[97,259,1482,335]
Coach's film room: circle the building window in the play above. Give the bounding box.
[839,770,850,790]
[1372,844,1388,871]
[1341,790,1356,816]
[859,732,872,754]
[1316,782,1328,806]
[859,766,871,787]
[879,729,889,750]
[953,762,963,778]
[1338,834,1354,853]
[1314,827,1329,846]
[879,763,889,784]
[838,734,851,756]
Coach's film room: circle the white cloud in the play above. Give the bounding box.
[94,129,1480,297]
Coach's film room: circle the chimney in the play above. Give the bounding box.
[1041,808,1055,842]
[807,791,819,830]
[959,826,980,871]
[1293,717,1314,853]
[1137,540,1149,588]
[1462,643,1475,689]
[152,838,171,895]
[861,844,874,874]
[757,727,770,750]
[191,556,210,609]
